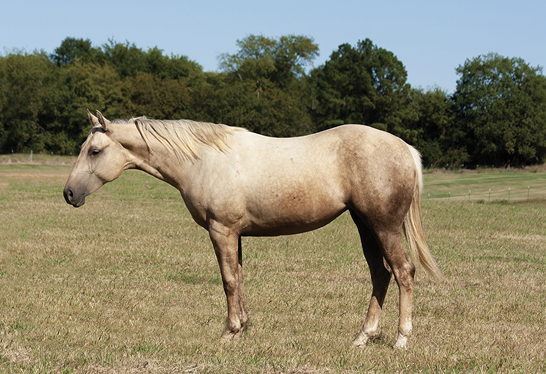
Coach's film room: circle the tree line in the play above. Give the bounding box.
[1,36,545,167]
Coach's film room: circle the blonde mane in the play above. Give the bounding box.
[116,117,247,161]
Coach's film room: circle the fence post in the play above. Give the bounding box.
[528,186,530,200]
[468,190,471,201]
[489,189,491,202]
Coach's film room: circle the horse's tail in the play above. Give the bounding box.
[403,145,442,280]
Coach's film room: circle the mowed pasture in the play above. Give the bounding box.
[1,160,545,373]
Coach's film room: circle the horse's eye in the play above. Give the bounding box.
[91,149,101,156]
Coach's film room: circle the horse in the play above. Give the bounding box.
[64,110,441,349]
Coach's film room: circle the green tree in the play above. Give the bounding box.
[189,71,313,137]
[50,37,104,66]
[212,35,318,136]
[310,39,416,132]
[219,34,318,89]
[0,51,54,153]
[100,40,203,82]
[119,72,191,119]
[101,39,148,79]
[406,87,468,167]
[0,39,206,155]
[452,53,546,166]
[38,60,123,154]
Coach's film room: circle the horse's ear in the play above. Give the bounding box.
[96,110,111,132]
[87,109,100,128]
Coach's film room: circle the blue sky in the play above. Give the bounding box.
[2,0,544,93]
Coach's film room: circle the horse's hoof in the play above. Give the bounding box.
[352,333,369,348]
[392,333,408,349]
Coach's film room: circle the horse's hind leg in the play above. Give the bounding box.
[375,228,416,349]
[350,210,392,347]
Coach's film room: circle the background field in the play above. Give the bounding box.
[1,159,545,373]
[423,166,546,202]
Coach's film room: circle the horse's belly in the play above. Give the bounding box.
[241,193,347,236]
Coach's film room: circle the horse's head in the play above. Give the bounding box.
[63,110,129,207]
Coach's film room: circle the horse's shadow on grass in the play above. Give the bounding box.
[366,333,394,349]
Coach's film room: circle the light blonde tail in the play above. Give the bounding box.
[403,146,442,280]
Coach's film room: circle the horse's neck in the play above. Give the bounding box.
[113,123,193,189]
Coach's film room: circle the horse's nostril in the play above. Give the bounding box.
[64,187,74,204]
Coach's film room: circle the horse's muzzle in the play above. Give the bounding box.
[63,186,86,207]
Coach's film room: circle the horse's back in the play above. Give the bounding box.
[237,124,415,186]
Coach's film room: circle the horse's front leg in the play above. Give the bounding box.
[208,221,246,341]
[237,236,249,328]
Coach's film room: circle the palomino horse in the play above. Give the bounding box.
[64,110,441,349]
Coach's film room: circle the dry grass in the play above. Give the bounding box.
[1,164,545,373]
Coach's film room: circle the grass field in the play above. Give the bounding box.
[1,158,545,373]
[422,166,546,202]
